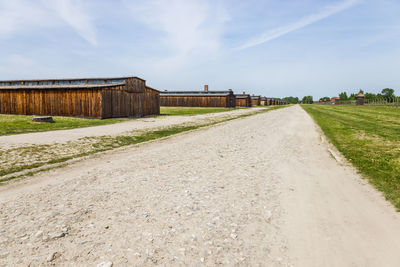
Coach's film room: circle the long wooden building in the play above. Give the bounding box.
[260,97,268,106]
[235,92,252,107]
[160,85,236,108]
[0,77,160,119]
[251,95,261,106]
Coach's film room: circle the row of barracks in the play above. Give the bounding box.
[0,78,287,119]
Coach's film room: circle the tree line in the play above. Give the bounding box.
[338,88,396,102]
[281,96,313,104]
[280,88,396,104]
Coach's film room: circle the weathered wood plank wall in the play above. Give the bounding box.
[251,98,260,106]
[0,89,103,118]
[235,97,252,107]
[144,87,160,116]
[0,77,160,119]
[160,96,234,108]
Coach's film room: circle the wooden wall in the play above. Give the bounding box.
[0,77,160,119]
[101,85,160,118]
[251,98,260,106]
[160,95,235,108]
[0,89,102,118]
[235,97,252,107]
[144,87,160,116]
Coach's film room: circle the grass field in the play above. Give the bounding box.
[302,105,400,210]
[0,107,242,136]
[0,115,131,136]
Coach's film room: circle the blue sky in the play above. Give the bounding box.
[0,0,399,99]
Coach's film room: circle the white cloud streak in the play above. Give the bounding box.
[0,0,48,38]
[236,0,361,50]
[126,0,229,70]
[43,0,98,45]
[0,0,97,45]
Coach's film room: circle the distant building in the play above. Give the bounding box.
[260,97,268,106]
[331,97,340,104]
[251,95,261,106]
[160,85,236,108]
[235,92,252,107]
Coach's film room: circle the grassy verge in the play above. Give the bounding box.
[302,105,400,210]
[0,114,131,136]
[160,107,242,116]
[0,107,248,136]
[0,105,287,183]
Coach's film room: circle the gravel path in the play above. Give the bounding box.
[0,108,261,149]
[1,105,400,266]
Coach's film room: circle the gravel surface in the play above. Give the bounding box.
[0,108,262,149]
[1,105,400,266]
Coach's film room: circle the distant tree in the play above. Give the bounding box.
[348,93,357,101]
[358,89,364,94]
[339,92,348,100]
[282,96,299,104]
[301,96,314,104]
[381,88,395,102]
[364,92,377,100]
[319,97,330,102]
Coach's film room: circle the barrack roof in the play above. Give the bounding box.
[0,76,145,83]
[160,90,233,97]
[235,94,251,99]
[0,83,125,90]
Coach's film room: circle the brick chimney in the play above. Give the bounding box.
[204,85,208,92]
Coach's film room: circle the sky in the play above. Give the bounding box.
[0,0,399,99]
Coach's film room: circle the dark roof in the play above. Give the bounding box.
[160,90,233,97]
[235,94,251,99]
[0,83,125,90]
[0,76,145,83]
[251,96,261,100]
[260,97,267,101]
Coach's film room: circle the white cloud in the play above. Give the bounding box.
[0,0,97,45]
[42,0,98,45]
[126,0,229,69]
[0,0,49,38]
[236,0,361,50]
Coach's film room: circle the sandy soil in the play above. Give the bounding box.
[0,108,261,149]
[1,105,400,266]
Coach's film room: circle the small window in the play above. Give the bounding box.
[25,81,38,86]
[39,81,52,85]
[70,80,85,85]
[87,80,98,84]
[11,82,22,86]
[55,80,70,85]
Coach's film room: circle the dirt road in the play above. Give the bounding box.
[1,105,400,266]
